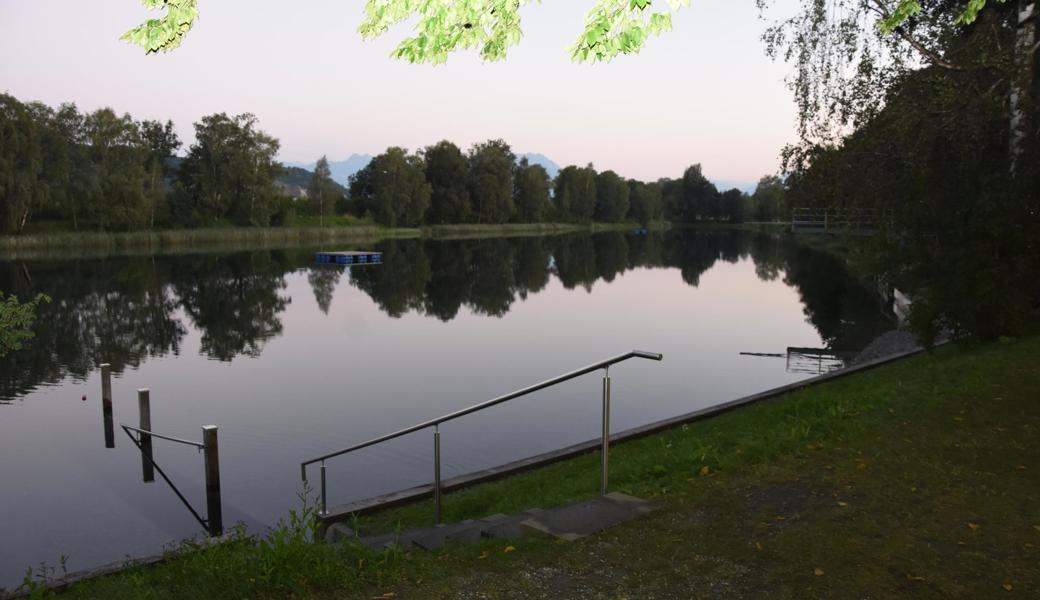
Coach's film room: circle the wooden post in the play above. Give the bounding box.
[138,388,154,483]
[100,363,114,449]
[202,426,223,537]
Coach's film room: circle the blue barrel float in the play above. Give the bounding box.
[314,251,384,265]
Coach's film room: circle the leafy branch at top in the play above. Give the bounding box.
[122,0,198,53]
[879,0,1007,33]
[122,0,690,62]
[122,1,1008,62]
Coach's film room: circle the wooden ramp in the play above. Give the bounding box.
[314,251,383,265]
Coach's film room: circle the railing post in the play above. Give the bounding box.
[434,426,443,524]
[138,388,154,483]
[202,426,223,537]
[320,462,327,516]
[100,363,114,449]
[600,367,611,496]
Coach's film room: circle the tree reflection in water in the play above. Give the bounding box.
[0,230,894,400]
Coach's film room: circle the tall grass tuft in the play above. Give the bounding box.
[30,489,405,599]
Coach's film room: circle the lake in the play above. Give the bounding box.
[0,228,895,588]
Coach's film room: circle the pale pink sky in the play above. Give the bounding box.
[0,1,800,184]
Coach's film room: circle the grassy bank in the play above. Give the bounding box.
[675,221,858,258]
[34,334,1040,599]
[0,222,647,261]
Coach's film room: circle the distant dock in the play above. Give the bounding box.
[314,251,383,265]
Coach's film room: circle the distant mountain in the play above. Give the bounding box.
[286,154,373,187]
[517,153,560,179]
[710,179,758,195]
[289,152,562,185]
[275,165,348,198]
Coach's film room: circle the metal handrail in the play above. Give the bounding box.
[120,423,204,449]
[117,422,223,536]
[300,350,663,521]
[120,424,210,532]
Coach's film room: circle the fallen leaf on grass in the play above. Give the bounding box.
[837,501,848,507]
[1016,465,1026,470]
[1033,525,1040,533]
[906,575,926,582]
[1003,582,1014,592]
[478,551,489,560]
[968,523,980,531]
[504,546,516,553]
[755,542,764,551]
[699,466,712,477]
[814,568,825,576]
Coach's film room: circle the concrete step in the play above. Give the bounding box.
[332,494,653,552]
[521,492,655,541]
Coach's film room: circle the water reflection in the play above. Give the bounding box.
[0,230,893,400]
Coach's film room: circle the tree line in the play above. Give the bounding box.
[0,94,290,233]
[1,92,789,235]
[343,142,789,227]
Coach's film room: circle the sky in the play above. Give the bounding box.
[0,0,801,185]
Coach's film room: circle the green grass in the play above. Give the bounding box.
[37,335,1040,598]
[0,222,642,260]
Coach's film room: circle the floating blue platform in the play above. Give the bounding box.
[315,251,383,265]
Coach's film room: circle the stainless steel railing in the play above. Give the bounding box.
[300,350,663,522]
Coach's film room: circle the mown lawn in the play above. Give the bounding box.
[49,335,1040,599]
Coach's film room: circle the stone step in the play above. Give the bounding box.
[521,492,655,541]
[329,494,653,552]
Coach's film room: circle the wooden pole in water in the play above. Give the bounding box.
[202,426,223,537]
[138,388,154,483]
[100,363,114,448]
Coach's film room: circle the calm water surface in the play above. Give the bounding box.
[0,230,894,587]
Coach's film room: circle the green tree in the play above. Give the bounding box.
[676,164,718,221]
[719,188,746,223]
[554,164,597,223]
[0,94,41,234]
[307,156,338,226]
[140,119,181,228]
[82,108,151,230]
[779,3,1038,342]
[763,0,1033,176]
[350,147,431,227]
[467,139,515,223]
[594,169,630,223]
[40,103,91,229]
[125,0,691,63]
[750,175,786,222]
[512,157,550,223]
[423,140,471,224]
[178,113,281,226]
[627,179,663,226]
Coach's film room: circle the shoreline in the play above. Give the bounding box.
[0,222,664,261]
